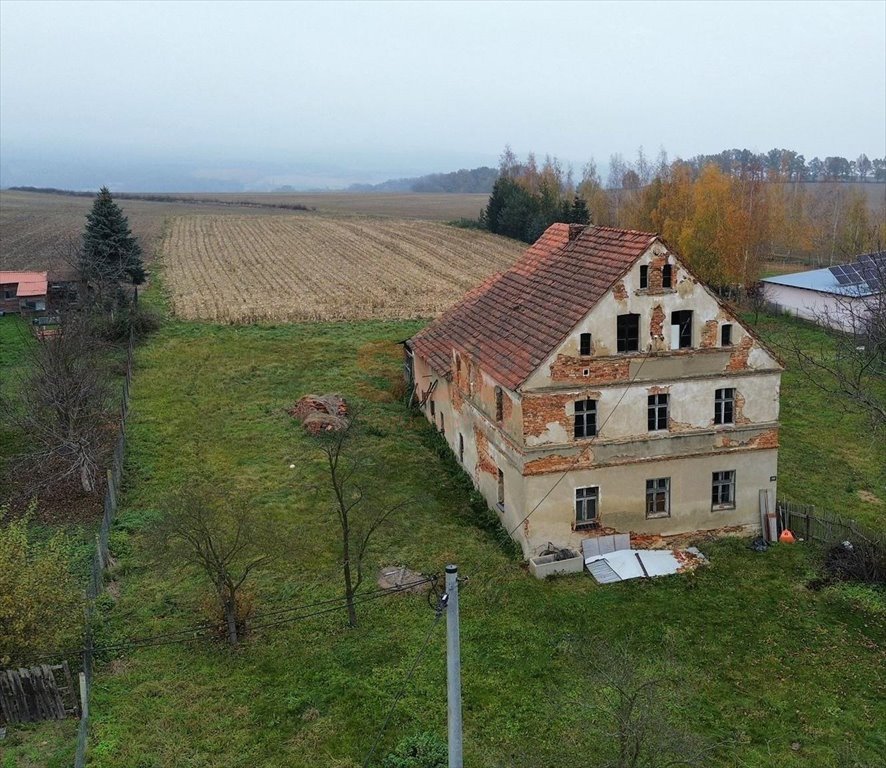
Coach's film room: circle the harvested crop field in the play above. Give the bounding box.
[0,190,294,277]
[162,214,525,322]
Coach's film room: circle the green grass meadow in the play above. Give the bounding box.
[1,306,884,767]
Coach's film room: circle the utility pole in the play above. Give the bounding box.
[445,564,463,768]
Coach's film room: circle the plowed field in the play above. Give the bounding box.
[162,215,524,322]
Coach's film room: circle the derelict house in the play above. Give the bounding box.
[406,223,783,557]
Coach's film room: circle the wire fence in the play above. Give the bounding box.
[74,326,134,768]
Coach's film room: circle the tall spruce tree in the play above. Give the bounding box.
[568,195,591,225]
[80,187,145,289]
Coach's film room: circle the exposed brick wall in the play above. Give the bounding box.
[650,304,665,340]
[726,336,753,372]
[716,427,779,450]
[612,281,628,301]
[523,393,574,438]
[700,319,719,348]
[474,426,498,475]
[524,450,594,475]
[549,356,631,385]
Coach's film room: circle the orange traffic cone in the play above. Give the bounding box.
[779,529,796,544]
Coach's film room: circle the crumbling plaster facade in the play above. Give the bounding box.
[409,238,782,557]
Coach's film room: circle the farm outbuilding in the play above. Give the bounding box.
[0,271,48,315]
[761,251,884,333]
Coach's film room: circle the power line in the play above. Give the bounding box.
[508,348,653,537]
[361,596,447,768]
[14,577,438,665]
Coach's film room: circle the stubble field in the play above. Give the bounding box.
[161,214,525,322]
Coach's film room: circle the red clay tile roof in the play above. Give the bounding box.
[0,271,48,297]
[410,224,657,390]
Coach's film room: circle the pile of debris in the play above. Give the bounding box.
[288,394,349,434]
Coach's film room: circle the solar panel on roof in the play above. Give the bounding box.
[829,252,886,291]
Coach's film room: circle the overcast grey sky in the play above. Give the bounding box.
[1,0,884,190]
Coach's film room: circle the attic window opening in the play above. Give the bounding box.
[671,310,693,349]
[616,314,640,353]
[494,386,504,422]
[639,265,649,289]
[721,324,733,346]
[662,264,673,288]
[579,332,592,356]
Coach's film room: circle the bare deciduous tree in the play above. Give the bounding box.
[312,410,409,628]
[153,485,272,646]
[3,313,112,494]
[569,641,729,768]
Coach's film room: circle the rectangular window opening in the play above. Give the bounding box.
[662,264,673,288]
[575,486,599,529]
[721,324,733,346]
[639,265,649,289]
[497,469,505,506]
[574,398,597,439]
[579,332,592,356]
[648,393,669,431]
[458,433,464,462]
[429,399,435,417]
[712,470,736,509]
[494,386,503,422]
[670,310,693,349]
[646,478,670,518]
[439,411,444,435]
[714,388,735,425]
[616,313,640,353]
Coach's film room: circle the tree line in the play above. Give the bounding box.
[479,146,886,289]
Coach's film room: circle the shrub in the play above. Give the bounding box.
[0,507,84,665]
[382,732,447,768]
[823,536,886,585]
[94,304,162,342]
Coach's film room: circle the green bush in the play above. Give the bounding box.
[94,304,162,343]
[0,506,84,665]
[382,732,447,768]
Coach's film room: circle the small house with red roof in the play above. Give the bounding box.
[1,271,48,315]
[406,224,783,557]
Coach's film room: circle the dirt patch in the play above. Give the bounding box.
[377,566,432,593]
[857,490,882,504]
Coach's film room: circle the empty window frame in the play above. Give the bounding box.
[575,486,599,528]
[497,469,505,506]
[579,332,592,356]
[429,399,435,417]
[714,388,735,425]
[648,393,669,431]
[458,433,464,462]
[712,470,736,508]
[646,477,670,518]
[616,313,640,353]
[721,323,733,346]
[639,265,649,289]
[574,399,597,438]
[494,386,504,421]
[662,264,673,288]
[439,411,445,434]
[670,310,693,349]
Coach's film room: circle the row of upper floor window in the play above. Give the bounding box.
[573,388,737,439]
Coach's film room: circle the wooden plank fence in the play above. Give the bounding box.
[776,498,878,546]
[0,663,79,724]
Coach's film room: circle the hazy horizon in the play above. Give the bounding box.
[1,0,884,192]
